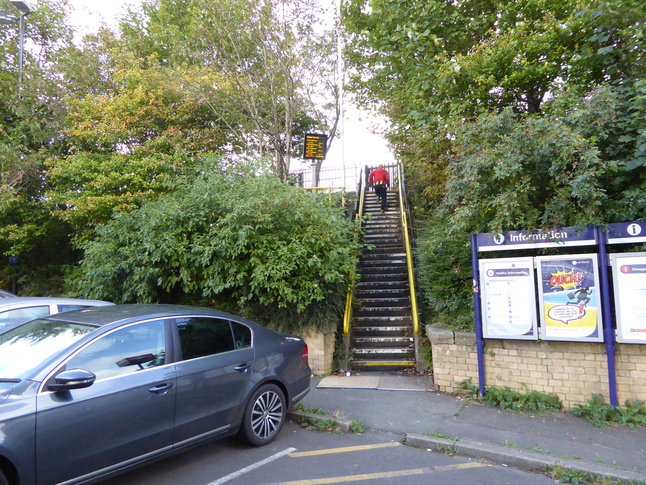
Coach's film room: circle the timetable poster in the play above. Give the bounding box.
[611,253,646,344]
[537,255,603,342]
[480,258,538,340]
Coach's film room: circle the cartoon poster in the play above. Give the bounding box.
[536,255,603,342]
[611,253,646,344]
[480,258,538,340]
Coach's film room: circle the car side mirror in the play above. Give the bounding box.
[48,368,96,392]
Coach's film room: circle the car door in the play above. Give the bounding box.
[172,316,255,445]
[35,318,176,485]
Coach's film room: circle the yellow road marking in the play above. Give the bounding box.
[267,468,432,484]
[435,462,491,471]
[288,442,401,458]
[265,463,490,485]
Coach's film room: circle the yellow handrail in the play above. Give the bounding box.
[397,166,420,334]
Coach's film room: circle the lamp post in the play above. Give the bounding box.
[9,0,34,96]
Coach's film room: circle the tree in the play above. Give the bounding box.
[45,52,232,242]
[0,0,84,293]
[118,0,341,181]
[342,0,646,331]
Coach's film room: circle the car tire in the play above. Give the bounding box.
[238,383,286,446]
[0,469,9,485]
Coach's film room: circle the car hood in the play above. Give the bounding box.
[0,386,12,404]
[0,380,20,404]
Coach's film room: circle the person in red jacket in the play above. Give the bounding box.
[368,164,390,213]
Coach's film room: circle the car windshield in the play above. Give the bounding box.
[0,319,96,379]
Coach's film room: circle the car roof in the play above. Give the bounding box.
[0,297,113,310]
[43,303,248,328]
[0,289,17,298]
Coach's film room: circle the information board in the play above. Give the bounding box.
[303,133,328,160]
[536,254,603,342]
[610,252,646,344]
[480,258,538,340]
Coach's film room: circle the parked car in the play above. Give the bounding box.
[0,289,16,299]
[0,297,113,334]
[0,304,311,485]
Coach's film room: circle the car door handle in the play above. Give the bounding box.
[234,362,251,373]
[149,383,174,395]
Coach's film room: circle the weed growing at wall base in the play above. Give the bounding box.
[571,394,646,428]
[457,378,563,414]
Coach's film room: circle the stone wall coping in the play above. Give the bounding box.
[426,324,454,344]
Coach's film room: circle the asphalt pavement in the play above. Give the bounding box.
[287,373,646,484]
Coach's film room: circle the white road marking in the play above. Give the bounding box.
[207,447,298,485]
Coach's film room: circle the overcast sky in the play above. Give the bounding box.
[66,0,395,186]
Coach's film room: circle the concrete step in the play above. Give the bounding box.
[356,297,411,307]
[352,336,414,346]
[350,359,416,371]
[354,316,414,325]
[352,325,413,335]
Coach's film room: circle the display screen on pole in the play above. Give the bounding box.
[536,255,603,342]
[303,134,328,160]
[611,252,646,344]
[480,258,538,340]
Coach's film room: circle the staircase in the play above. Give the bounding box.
[349,189,416,371]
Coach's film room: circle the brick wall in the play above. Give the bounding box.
[300,328,336,375]
[427,325,646,408]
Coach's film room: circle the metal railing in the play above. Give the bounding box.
[342,167,366,335]
[396,164,421,334]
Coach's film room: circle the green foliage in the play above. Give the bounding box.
[73,168,360,333]
[550,467,593,484]
[483,386,563,414]
[457,378,480,399]
[416,216,473,331]
[457,379,563,414]
[350,420,366,434]
[443,104,611,235]
[571,394,646,428]
[298,416,343,434]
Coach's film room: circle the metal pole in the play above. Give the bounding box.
[18,13,24,96]
[595,226,618,406]
[470,233,486,397]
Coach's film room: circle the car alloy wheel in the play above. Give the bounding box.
[239,384,286,446]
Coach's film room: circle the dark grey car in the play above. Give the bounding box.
[0,304,311,485]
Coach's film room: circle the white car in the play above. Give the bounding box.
[0,297,113,333]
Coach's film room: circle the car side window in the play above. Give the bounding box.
[57,304,91,313]
[232,322,252,349]
[65,319,166,380]
[175,317,239,360]
[0,306,50,328]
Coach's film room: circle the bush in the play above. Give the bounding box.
[72,168,361,333]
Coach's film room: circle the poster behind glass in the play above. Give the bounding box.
[480,258,537,340]
[611,252,646,344]
[536,254,603,342]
